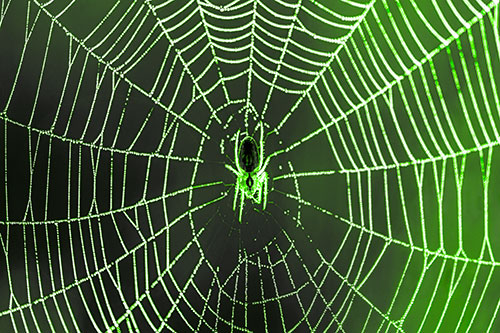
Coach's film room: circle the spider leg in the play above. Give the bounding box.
[258,154,272,179]
[263,173,268,210]
[258,122,264,170]
[239,189,245,223]
[233,181,239,211]
[225,164,239,176]
[234,130,241,172]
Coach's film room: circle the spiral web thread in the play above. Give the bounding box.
[1,0,500,331]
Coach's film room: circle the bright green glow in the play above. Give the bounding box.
[225,123,269,222]
[0,0,500,332]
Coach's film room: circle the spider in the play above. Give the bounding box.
[225,123,269,222]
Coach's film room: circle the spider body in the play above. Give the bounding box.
[225,124,269,222]
[239,137,259,173]
[239,137,258,190]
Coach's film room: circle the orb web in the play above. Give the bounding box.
[1,0,500,331]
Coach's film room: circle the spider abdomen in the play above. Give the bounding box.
[239,137,259,173]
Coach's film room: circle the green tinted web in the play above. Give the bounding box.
[0,0,500,332]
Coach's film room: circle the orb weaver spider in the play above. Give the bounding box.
[225,123,269,222]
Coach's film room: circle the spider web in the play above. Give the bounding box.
[1,0,500,331]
